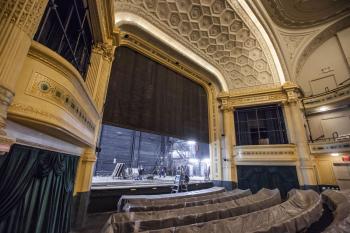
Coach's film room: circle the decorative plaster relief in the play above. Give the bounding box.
[218,85,287,109]
[261,0,350,29]
[279,34,307,60]
[115,0,279,89]
[309,139,350,154]
[9,102,94,146]
[235,144,297,162]
[93,42,115,61]
[217,81,299,109]
[25,72,96,131]
[0,0,48,36]
[295,15,350,78]
[303,84,350,110]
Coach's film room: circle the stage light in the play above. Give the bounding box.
[319,106,329,112]
[189,158,199,164]
[331,153,340,157]
[187,140,196,145]
[202,158,210,165]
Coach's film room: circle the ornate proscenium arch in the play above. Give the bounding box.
[114,0,285,90]
[109,28,224,180]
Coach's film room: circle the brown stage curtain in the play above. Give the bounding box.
[103,46,209,143]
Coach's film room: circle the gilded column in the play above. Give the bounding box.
[0,0,48,152]
[85,42,115,113]
[74,149,97,196]
[283,82,317,189]
[72,42,115,228]
[72,148,97,228]
[223,107,238,189]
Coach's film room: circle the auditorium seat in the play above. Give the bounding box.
[117,187,225,211]
[123,189,251,212]
[141,189,322,233]
[102,188,280,233]
[322,189,350,233]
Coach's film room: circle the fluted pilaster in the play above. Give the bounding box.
[0,0,48,153]
[222,108,237,184]
[283,83,317,187]
[85,42,115,113]
[0,0,48,90]
[72,148,96,228]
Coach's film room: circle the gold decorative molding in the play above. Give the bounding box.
[74,148,97,195]
[25,72,96,131]
[85,42,116,112]
[218,81,301,109]
[9,102,94,146]
[282,81,300,103]
[28,41,100,118]
[218,85,286,109]
[119,31,211,88]
[88,0,117,44]
[7,41,102,147]
[92,43,115,62]
[0,0,48,36]
[0,85,15,131]
[235,144,297,162]
[0,85,16,154]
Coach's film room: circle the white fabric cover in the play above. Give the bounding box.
[322,189,350,233]
[142,189,322,233]
[123,189,252,212]
[117,187,225,211]
[102,188,281,233]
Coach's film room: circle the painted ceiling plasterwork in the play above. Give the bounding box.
[249,0,350,83]
[295,15,350,77]
[261,0,350,29]
[115,0,281,90]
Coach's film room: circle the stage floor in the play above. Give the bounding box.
[88,176,213,213]
[91,176,208,190]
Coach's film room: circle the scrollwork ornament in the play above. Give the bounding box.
[92,43,115,62]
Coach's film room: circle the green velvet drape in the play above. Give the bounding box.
[237,165,299,199]
[0,144,79,233]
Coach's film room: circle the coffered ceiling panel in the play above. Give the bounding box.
[261,0,350,28]
[115,0,280,89]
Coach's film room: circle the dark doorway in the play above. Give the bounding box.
[237,165,299,199]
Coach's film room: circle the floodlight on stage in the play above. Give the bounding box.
[189,158,199,164]
[202,158,210,165]
[319,106,329,112]
[187,140,196,145]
